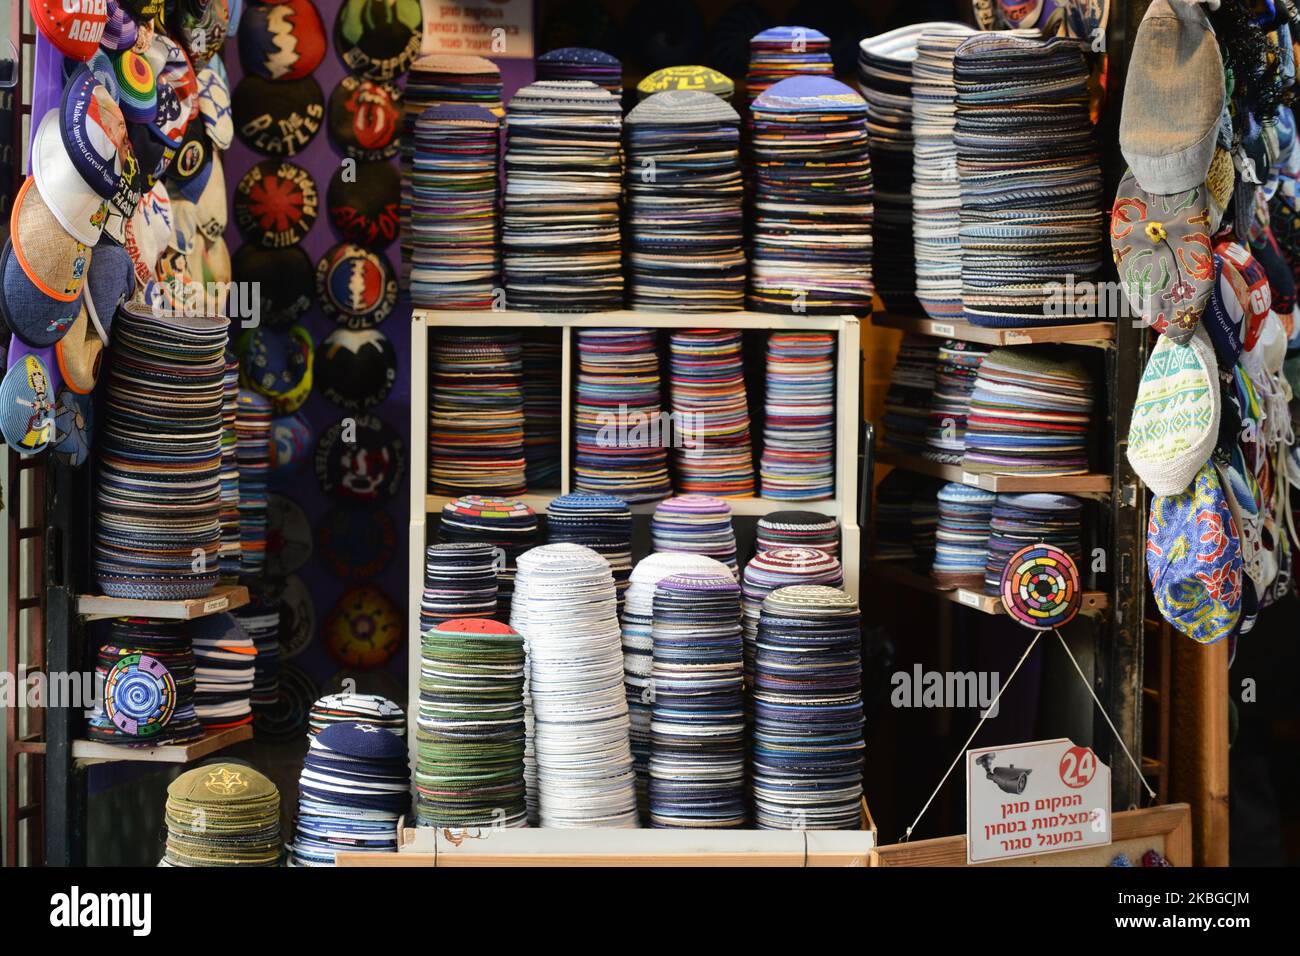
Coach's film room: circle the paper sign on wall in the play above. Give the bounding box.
[420,0,534,59]
[966,738,1110,864]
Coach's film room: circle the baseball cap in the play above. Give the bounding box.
[1120,0,1224,194]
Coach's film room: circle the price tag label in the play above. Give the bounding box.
[202,598,229,613]
[956,590,981,608]
[931,323,955,337]
[961,472,980,487]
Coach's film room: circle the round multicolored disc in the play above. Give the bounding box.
[104,652,176,737]
[999,543,1081,630]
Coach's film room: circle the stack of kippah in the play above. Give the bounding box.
[910,25,977,319]
[650,572,747,828]
[983,493,1084,596]
[236,389,272,578]
[87,618,204,746]
[511,544,638,828]
[545,492,634,609]
[756,511,840,557]
[290,722,411,865]
[857,24,947,312]
[963,348,1094,477]
[669,330,755,497]
[746,26,834,106]
[438,496,539,620]
[954,34,1103,326]
[401,54,503,286]
[428,334,526,496]
[651,495,739,575]
[218,352,242,581]
[874,470,943,567]
[409,104,500,309]
[522,336,563,489]
[931,483,997,590]
[883,336,938,456]
[233,587,280,711]
[536,47,623,99]
[190,614,256,729]
[308,693,405,738]
[740,547,844,709]
[573,329,673,502]
[623,91,746,312]
[415,618,527,828]
[925,340,991,464]
[752,585,864,829]
[502,81,623,311]
[419,542,499,631]
[760,332,836,501]
[162,763,281,867]
[620,552,733,821]
[748,76,874,314]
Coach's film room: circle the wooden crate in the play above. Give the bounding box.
[875,803,1192,867]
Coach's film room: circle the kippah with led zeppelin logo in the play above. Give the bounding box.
[333,0,422,82]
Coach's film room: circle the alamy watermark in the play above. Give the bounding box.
[595,405,706,458]
[147,279,262,328]
[891,665,1001,717]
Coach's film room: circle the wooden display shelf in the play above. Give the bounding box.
[409,310,864,772]
[70,725,252,765]
[337,800,876,867]
[76,584,250,622]
[415,308,851,331]
[875,447,1113,496]
[868,560,1108,617]
[424,492,840,519]
[872,311,1115,347]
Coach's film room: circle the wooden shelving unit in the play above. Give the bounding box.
[868,560,1108,617]
[871,311,1115,348]
[68,725,253,766]
[75,584,250,622]
[874,447,1113,497]
[410,308,863,772]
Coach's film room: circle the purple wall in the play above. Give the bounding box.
[220,5,534,703]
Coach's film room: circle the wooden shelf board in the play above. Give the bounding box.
[416,308,856,331]
[867,560,1108,617]
[875,447,1112,495]
[76,584,250,622]
[872,311,1115,347]
[71,725,252,765]
[425,493,839,518]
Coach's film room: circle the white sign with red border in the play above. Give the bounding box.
[966,738,1111,864]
